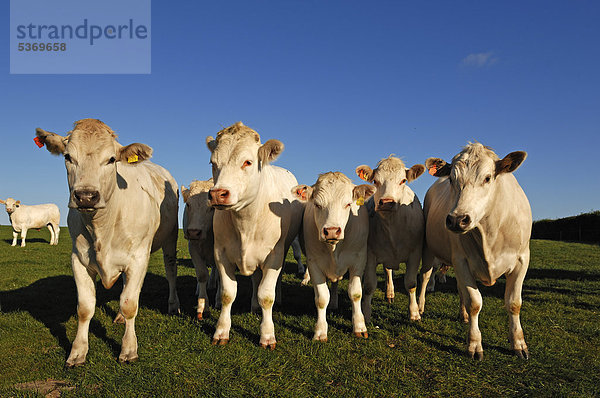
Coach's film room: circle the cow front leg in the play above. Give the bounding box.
[312,270,330,342]
[162,235,180,315]
[257,266,282,349]
[505,250,530,359]
[361,251,377,322]
[251,269,262,313]
[20,228,28,247]
[212,260,236,345]
[118,264,147,363]
[385,267,395,303]
[191,252,210,320]
[418,247,436,314]
[11,230,18,246]
[66,255,97,367]
[47,224,55,245]
[348,271,368,338]
[405,252,421,321]
[455,262,483,360]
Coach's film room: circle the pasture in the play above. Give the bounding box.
[0,225,599,397]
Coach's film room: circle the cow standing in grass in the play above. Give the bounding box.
[355,156,425,321]
[293,172,374,341]
[206,122,303,349]
[1,198,60,247]
[35,119,180,366]
[421,143,531,360]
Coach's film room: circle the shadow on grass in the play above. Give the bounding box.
[526,267,600,282]
[2,238,50,245]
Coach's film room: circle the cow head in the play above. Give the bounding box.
[205,122,283,210]
[292,172,374,244]
[35,119,153,213]
[356,156,425,212]
[182,179,214,241]
[1,198,21,214]
[426,143,527,233]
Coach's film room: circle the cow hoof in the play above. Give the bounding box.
[211,338,229,346]
[65,357,86,368]
[118,353,139,364]
[113,313,125,324]
[196,312,203,321]
[515,348,529,360]
[387,297,394,304]
[353,331,368,339]
[409,313,421,322]
[260,342,276,350]
[313,336,328,342]
[469,351,484,361]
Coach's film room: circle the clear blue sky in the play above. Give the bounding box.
[1,1,599,227]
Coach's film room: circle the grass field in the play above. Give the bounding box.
[0,225,599,397]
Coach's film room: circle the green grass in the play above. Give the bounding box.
[1,225,599,397]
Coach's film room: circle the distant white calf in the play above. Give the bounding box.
[1,198,60,247]
[293,172,375,341]
[355,156,425,321]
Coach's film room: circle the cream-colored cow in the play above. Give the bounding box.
[206,122,303,349]
[293,172,375,341]
[421,143,531,360]
[36,119,180,366]
[355,156,425,321]
[1,198,60,247]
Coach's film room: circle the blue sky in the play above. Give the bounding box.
[1,1,599,226]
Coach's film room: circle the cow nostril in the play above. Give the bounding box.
[323,228,329,237]
[460,215,471,227]
[446,215,453,228]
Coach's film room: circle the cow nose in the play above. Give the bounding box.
[323,227,342,239]
[187,229,202,240]
[209,188,230,205]
[446,214,471,232]
[74,189,100,208]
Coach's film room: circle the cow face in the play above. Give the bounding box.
[426,143,527,233]
[1,198,20,214]
[36,119,153,213]
[356,156,424,212]
[206,122,283,211]
[182,179,214,241]
[293,172,374,244]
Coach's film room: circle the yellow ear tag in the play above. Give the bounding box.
[356,197,365,206]
[127,154,139,163]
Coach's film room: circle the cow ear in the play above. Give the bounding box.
[406,164,425,182]
[496,151,527,175]
[206,136,217,152]
[353,184,376,203]
[259,139,284,164]
[355,165,374,182]
[291,184,313,202]
[0,199,5,204]
[15,201,21,205]
[181,186,190,203]
[118,143,153,164]
[425,158,451,177]
[36,128,67,155]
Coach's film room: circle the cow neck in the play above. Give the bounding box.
[79,205,118,249]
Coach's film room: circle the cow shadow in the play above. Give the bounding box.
[3,238,50,245]
[526,267,600,282]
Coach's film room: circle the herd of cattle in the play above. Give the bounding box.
[2,118,532,366]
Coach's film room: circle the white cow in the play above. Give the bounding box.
[292,172,375,341]
[355,156,425,321]
[36,118,180,366]
[206,122,303,349]
[1,198,60,247]
[182,179,219,319]
[421,143,531,360]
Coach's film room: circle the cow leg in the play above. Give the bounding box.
[275,270,283,306]
[328,281,339,310]
[212,268,222,309]
[162,232,180,315]
[301,268,311,286]
[505,249,529,359]
[20,228,28,247]
[212,261,236,345]
[54,224,60,245]
[208,265,218,290]
[11,230,18,246]
[454,261,483,360]
[190,245,209,320]
[311,270,330,342]
[385,267,395,303]
[66,255,97,367]
[405,251,421,321]
[348,270,368,338]
[47,224,55,245]
[118,263,147,363]
[291,238,305,275]
[257,265,282,349]
[361,251,377,322]
[418,248,435,314]
[251,269,262,313]
[457,287,469,323]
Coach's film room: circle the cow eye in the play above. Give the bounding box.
[108,157,116,164]
[242,160,252,169]
[484,175,491,184]
[64,154,72,163]
[373,180,380,186]
[400,179,407,185]
[345,203,352,209]
[314,203,322,210]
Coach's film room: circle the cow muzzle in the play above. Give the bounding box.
[377,198,396,211]
[73,189,101,211]
[321,227,342,244]
[185,229,202,240]
[446,213,471,233]
[209,188,231,207]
